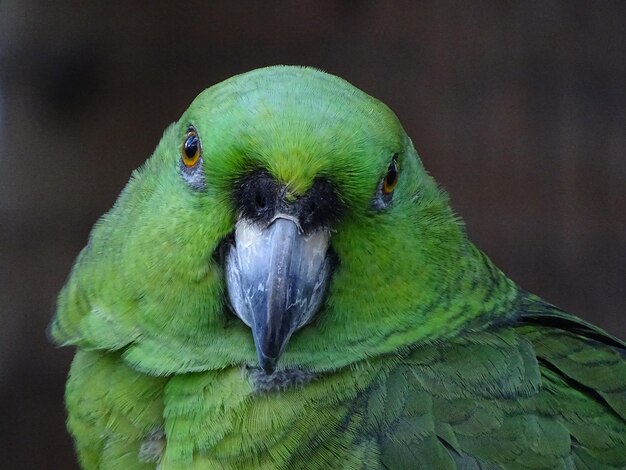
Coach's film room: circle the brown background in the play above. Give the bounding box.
[1,1,624,468]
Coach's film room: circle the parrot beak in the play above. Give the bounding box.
[225,216,332,373]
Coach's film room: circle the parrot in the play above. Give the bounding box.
[50,66,626,469]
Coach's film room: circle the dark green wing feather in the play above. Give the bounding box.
[517,296,626,421]
[375,295,626,469]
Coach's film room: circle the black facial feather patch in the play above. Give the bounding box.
[233,170,344,234]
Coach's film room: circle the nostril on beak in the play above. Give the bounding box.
[255,194,266,209]
[254,194,268,217]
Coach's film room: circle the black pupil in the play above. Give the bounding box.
[184,134,199,159]
[386,162,398,185]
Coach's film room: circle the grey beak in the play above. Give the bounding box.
[225,216,331,373]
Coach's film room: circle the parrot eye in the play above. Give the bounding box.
[371,154,399,211]
[182,128,201,168]
[382,155,399,194]
[179,125,206,190]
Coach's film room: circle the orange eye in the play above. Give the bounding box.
[182,129,201,167]
[382,155,399,194]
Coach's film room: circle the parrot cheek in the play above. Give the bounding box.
[225,217,331,373]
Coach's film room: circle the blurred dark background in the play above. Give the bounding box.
[1,1,624,468]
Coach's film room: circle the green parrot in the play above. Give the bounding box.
[50,66,626,469]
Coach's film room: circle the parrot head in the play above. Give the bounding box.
[181,66,412,373]
[52,66,500,378]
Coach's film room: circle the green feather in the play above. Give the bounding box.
[51,66,626,469]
